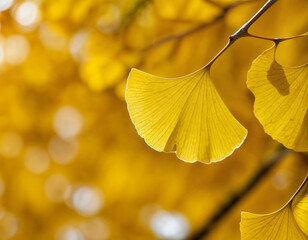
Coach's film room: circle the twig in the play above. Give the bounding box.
[188,148,290,240]
[143,0,257,51]
[246,32,308,42]
[205,0,278,68]
[203,0,225,8]
[234,0,277,33]
[204,0,260,9]
[291,173,308,200]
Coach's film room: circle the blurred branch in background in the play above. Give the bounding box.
[143,0,259,51]
[121,0,153,29]
[189,147,290,240]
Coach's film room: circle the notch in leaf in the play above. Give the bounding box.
[247,44,308,152]
[241,175,308,240]
[125,67,247,163]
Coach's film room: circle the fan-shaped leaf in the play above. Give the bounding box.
[126,68,247,163]
[247,45,308,151]
[292,177,308,236]
[241,176,308,240]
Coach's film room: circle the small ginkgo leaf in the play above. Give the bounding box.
[292,176,308,236]
[125,68,247,163]
[240,175,308,240]
[247,44,308,151]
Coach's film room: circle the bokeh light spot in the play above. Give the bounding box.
[272,171,288,190]
[65,185,104,217]
[38,22,67,50]
[48,136,78,164]
[14,1,40,28]
[0,179,5,197]
[0,0,14,12]
[0,211,18,239]
[0,44,4,63]
[79,218,110,240]
[0,132,23,158]
[3,35,30,65]
[44,174,70,202]
[56,226,85,240]
[150,210,190,240]
[24,147,50,174]
[53,106,83,140]
[96,4,121,34]
[69,31,88,62]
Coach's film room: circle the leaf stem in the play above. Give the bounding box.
[246,32,308,42]
[291,173,308,200]
[205,0,278,68]
[205,39,233,68]
[188,147,290,240]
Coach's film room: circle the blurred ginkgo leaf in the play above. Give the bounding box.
[247,44,308,152]
[153,0,220,21]
[240,175,308,240]
[126,68,247,163]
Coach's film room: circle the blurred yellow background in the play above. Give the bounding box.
[0,0,307,239]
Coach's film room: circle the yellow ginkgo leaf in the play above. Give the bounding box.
[247,44,308,151]
[125,68,247,163]
[292,176,308,236]
[153,0,220,22]
[241,175,308,240]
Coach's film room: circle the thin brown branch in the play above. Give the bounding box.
[205,0,278,68]
[291,173,308,200]
[143,0,257,52]
[246,32,308,42]
[143,21,216,51]
[121,0,152,29]
[203,0,225,8]
[188,147,290,240]
[205,0,261,9]
[238,0,278,32]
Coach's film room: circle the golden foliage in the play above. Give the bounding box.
[0,0,307,239]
